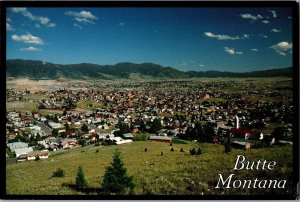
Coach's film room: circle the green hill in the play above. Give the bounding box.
[6,141,292,195]
[6,59,187,80]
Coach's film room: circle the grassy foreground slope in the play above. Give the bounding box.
[6,141,292,195]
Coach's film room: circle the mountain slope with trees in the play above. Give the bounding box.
[6,59,292,80]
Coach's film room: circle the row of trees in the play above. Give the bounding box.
[178,122,215,142]
[115,118,162,136]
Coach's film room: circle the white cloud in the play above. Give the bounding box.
[261,20,269,24]
[251,48,258,52]
[35,23,41,28]
[11,8,27,13]
[11,33,43,45]
[47,23,56,28]
[75,17,94,24]
[74,23,82,29]
[65,10,98,26]
[199,64,205,67]
[257,14,263,19]
[119,22,125,27]
[20,46,42,52]
[270,41,292,56]
[224,47,243,55]
[288,16,292,19]
[271,28,281,33]
[241,13,263,21]
[259,34,268,38]
[65,11,97,20]
[7,22,14,31]
[204,32,241,40]
[243,34,250,39]
[7,18,15,31]
[269,10,277,18]
[11,7,56,28]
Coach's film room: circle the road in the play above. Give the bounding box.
[34,120,52,136]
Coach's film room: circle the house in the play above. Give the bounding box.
[48,121,64,130]
[17,154,27,162]
[7,142,29,152]
[277,140,293,145]
[60,138,78,149]
[231,140,253,150]
[27,151,49,161]
[108,137,132,145]
[49,144,59,151]
[148,136,172,143]
[14,147,34,157]
[37,140,49,148]
[122,133,134,139]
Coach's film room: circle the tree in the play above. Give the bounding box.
[224,137,232,153]
[190,148,197,155]
[65,123,71,131]
[271,127,285,141]
[52,129,58,137]
[81,124,89,133]
[36,133,41,141]
[35,155,40,161]
[76,166,88,189]
[101,150,134,194]
[197,148,202,155]
[151,118,162,133]
[53,115,59,123]
[116,121,130,136]
[203,123,215,142]
[78,139,86,147]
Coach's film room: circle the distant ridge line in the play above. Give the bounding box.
[6,59,292,80]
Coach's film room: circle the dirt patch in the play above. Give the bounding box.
[6,78,88,92]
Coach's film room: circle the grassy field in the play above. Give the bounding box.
[6,101,38,112]
[76,99,105,110]
[23,94,50,100]
[6,141,293,196]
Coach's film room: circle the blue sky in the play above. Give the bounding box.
[6,7,293,72]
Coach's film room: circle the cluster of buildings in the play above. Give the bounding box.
[6,80,293,161]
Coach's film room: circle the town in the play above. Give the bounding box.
[6,79,293,162]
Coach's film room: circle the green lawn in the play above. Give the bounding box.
[23,94,50,100]
[76,99,104,110]
[6,141,293,195]
[6,101,38,112]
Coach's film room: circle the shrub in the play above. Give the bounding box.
[95,149,99,153]
[197,148,202,155]
[190,148,197,155]
[170,147,174,152]
[224,142,232,153]
[52,168,65,178]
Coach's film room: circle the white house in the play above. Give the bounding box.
[109,137,132,145]
[7,142,28,152]
[14,147,34,157]
[27,151,49,161]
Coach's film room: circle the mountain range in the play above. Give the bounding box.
[6,59,292,80]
